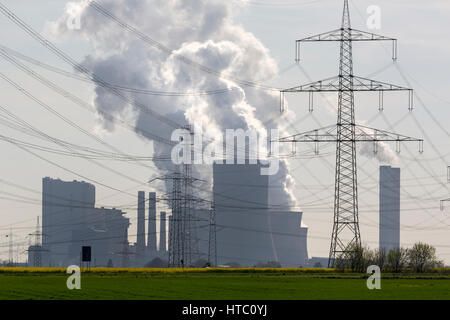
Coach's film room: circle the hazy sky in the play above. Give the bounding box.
[0,0,449,264]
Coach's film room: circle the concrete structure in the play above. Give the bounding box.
[36,178,171,267]
[379,166,401,252]
[168,215,173,257]
[87,206,130,267]
[148,192,157,250]
[39,167,307,268]
[210,162,308,267]
[27,245,49,267]
[137,191,146,252]
[159,211,167,252]
[42,178,95,266]
[41,178,129,267]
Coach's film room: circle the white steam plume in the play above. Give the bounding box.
[359,141,399,165]
[48,0,298,208]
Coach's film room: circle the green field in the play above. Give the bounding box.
[0,269,449,300]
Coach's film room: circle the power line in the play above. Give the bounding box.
[276,0,423,267]
[87,0,279,92]
[0,44,296,97]
[0,2,181,130]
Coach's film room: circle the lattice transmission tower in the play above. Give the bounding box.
[277,0,423,267]
[27,216,48,267]
[151,125,204,267]
[6,229,13,265]
[208,204,217,267]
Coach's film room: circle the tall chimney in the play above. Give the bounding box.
[168,215,173,256]
[147,192,157,250]
[137,191,146,251]
[159,211,166,252]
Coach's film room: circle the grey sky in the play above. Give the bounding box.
[0,0,449,264]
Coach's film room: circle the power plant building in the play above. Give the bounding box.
[159,211,167,252]
[38,164,307,268]
[41,177,129,267]
[379,165,401,252]
[209,162,308,267]
[147,192,157,250]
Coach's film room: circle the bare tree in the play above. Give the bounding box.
[387,248,409,273]
[373,248,387,270]
[408,243,442,273]
[336,243,444,273]
[335,244,374,273]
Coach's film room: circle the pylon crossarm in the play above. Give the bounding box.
[282,76,340,92]
[354,125,423,143]
[282,75,410,93]
[276,125,337,143]
[276,124,422,143]
[296,27,398,61]
[353,76,410,91]
[349,29,396,42]
[275,124,423,155]
[296,28,343,42]
[280,75,414,112]
[296,28,395,42]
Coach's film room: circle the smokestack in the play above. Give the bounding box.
[147,192,157,250]
[159,211,166,252]
[137,191,146,250]
[168,215,173,255]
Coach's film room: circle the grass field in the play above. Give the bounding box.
[0,268,449,300]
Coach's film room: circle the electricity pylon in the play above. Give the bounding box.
[27,216,48,267]
[208,204,217,267]
[150,126,204,267]
[277,0,423,267]
[6,229,13,265]
[157,171,204,267]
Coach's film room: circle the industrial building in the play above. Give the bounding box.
[32,178,167,267]
[39,178,129,267]
[32,168,308,268]
[200,162,309,267]
[379,166,401,252]
[134,191,168,265]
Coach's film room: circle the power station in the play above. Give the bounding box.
[0,0,427,269]
[27,161,310,268]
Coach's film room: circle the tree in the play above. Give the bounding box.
[408,243,442,273]
[335,244,373,273]
[386,248,409,273]
[373,248,387,270]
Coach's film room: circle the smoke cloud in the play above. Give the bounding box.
[48,0,298,208]
[359,141,399,165]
